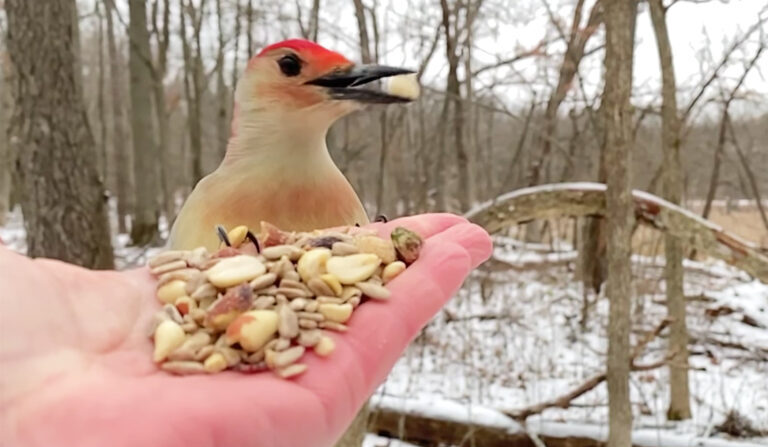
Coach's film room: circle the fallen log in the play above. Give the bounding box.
[370,408,606,447]
[465,183,768,283]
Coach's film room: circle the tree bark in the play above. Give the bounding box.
[701,107,727,221]
[6,0,114,268]
[150,0,175,223]
[96,2,108,180]
[0,48,12,224]
[231,0,242,97]
[180,0,206,186]
[128,0,160,245]
[648,0,690,421]
[439,0,473,212]
[352,0,373,64]
[308,0,321,41]
[246,0,254,56]
[602,0,637,444]
[215,0,229,161]
[104,0,133,234]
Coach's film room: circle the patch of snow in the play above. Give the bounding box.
[362,434,421,447]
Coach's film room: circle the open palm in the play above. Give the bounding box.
[0,214,491,447]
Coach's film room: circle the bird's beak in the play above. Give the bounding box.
[306,64,416,104]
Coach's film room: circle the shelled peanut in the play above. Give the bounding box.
[147,222,423,379]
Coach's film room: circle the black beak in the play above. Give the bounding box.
[306,64,416,104]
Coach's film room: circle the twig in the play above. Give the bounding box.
[503,318,672,420]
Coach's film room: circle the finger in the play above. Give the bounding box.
[296,222,490,441]
[365,213,469,240]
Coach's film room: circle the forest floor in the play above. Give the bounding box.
[2,205,767,447]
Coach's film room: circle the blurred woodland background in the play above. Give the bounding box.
[1,0,767,446]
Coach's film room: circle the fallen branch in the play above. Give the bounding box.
[503,318,672,420]
[465,183,768,283]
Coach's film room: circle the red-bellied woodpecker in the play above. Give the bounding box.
[169,39,417,250]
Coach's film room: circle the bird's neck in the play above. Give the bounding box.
[220,108,337,177]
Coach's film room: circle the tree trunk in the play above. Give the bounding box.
[439,0,473,212]
[701,107,728,221]
[352,0,373,64]
[128,0,160,245]
[96,2,108,180]
[181,0,206,186]
[0,47,13,224]
[6,0,114,268]
[149,0,174,224]
[602,0,637,445]
[308,0,321,41]
[104,0,133,234]
[231,0,242,97]
[215,0,229,161]
[246,0,254,56]
[648,0,690,421]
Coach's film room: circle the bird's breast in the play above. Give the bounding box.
[169,171,369,250]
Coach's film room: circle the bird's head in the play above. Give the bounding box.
[233,39,415,131]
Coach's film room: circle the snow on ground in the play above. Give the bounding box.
[3,205,767,445]
[372,250,768,445]
[1,204,167,270]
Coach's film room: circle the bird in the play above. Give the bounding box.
[168,39,416,251]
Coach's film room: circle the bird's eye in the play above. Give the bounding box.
[278,54,302,77]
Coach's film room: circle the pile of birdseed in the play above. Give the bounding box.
[147,222,423,379]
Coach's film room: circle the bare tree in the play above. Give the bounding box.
[728,116,768,232]
[648,0,690,421]
[438,0,477,211]
[104,0,134,234]
[246,0,254,56]
[526,0,602,187]
[215,0,228,160]
[96,1,108,179]
[298,0,321,41]
[129,0,161,245]
[0,45,12,224]
[5,0,114,268]
[602,0,637,445]
[149,0,175,221]
[231,0,242,91]
[180,0,207,185]
[701,39,765,221]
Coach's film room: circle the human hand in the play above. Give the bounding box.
[0,213,491,447]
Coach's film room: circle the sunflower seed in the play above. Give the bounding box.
[355,281,391,300]
[261,245,304,261]
[299,319,319,329]
[319,321,348,332]
[298,329,322,347]
[151,260,189,276]
[271,346,305,368]
[276,363,308,378]
[252,295,276,309]
[289,298,308,311]
[162,361,205,375]
[316,296,345,305]
[191,283,218,301]
[276,287,312,299]
[307,277,334,296]
[249,272,278,291]
[149,251,187,268]
[278,304,300,338]
[331,242,359,256]
[297,311,325,322]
